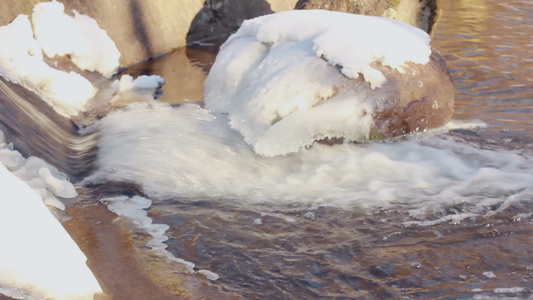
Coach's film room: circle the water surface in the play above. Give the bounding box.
[98,0,532,298]
[1,0,532,299]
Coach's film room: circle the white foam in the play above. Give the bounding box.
[84,102,533,225]
[204,10,432,156]
[493,287,525,294]
[0,157,102,299]
[482,271,496,278]
[32,1,121,77]
[38,168,77,199]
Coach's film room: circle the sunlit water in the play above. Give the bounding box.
[81,0,533,298]
[432,0,533,143]
[2,0,532,299]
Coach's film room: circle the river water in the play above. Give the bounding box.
[2,0,533,299]
[119,1,532,299]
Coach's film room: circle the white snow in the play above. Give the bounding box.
[204,10,432,156]
[482,271,496,278]
[0,6,160,117]
[0,132,102,299]
[493,287,525,294]
[132,75,165,89]
[32,1,121,77]
[0,15,97,117]
[109,74,164,105]
[0,0,127,117]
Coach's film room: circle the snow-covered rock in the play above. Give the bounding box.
[32,0,121,77]
[205,10,454,156]
[0,15,97,117]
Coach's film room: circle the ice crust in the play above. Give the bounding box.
[0,131,102,299]
[205,10,432,156]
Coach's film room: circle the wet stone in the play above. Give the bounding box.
[369,264,395,278]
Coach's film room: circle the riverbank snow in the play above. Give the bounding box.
[0,131,102,299]
[204,10,432,156]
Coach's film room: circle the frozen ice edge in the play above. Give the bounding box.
[100,195,220,281]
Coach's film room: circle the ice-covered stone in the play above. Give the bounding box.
[205,10,454,156]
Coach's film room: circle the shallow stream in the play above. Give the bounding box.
[3,0,533,299]
[112,1,533,298]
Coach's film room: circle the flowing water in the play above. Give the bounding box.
[2,0,533,299]
[93,1,532,298]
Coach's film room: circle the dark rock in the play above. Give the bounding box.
[186,0,275,44]
[369,264,395,278]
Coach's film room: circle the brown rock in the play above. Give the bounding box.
[295,0,441,35]
[319,49,455,143]
[369,49,454,138]
[295,0,392,16]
